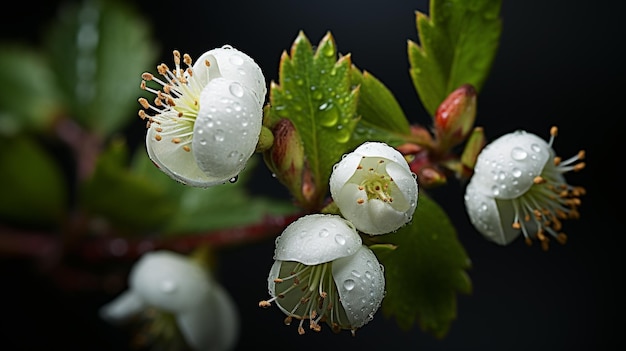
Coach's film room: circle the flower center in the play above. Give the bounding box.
[259,261,351,335]
[509,127,586,250]
[138,50,210,153]
[354,157,394,204]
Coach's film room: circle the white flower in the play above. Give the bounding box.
[329,142,419,235]
[259,214,385,335]
[100,250,239,351]
[138,45,266,187]
[464,127,585,249]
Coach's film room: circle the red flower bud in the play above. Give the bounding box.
[434,84,477,151]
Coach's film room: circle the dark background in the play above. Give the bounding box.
[1,0,623,350]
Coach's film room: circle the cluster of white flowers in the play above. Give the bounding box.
[138,45,266,187]
[259,142,419,335]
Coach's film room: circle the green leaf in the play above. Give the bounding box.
[131,153,297,235]
[0,136,67,227]
[409,0,502,115]
[350,67,410,135]
[268,31,359,206]
[376,192,472,338]
[0,44,63,135]
[44,0,158,135]
[79,139,176,234]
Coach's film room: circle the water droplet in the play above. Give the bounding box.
[491,185,500,196]
[229,82,244,97]
[512,168,522,177]
[160,280,177,293]
[351,270,361,277]
[312,91,323,100]
[318,103,339,127]
[511,147,527,160]
[229,175,238,183]
[221,44,233,50]
[228,151,238,158]
[335,234,346,245]
[214,129,225,142]
[343,279,355,291]
[335,127,351,143]
[199,138,207,146]
[323,44,335,57]
[498,171,506,180]
[229,54,244,65]
[319,228,329,237]
[531,143,542,153]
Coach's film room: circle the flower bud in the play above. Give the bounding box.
[434,84,477,151]
[330,142,418,235]
[263,118,306,202]
[464,127,585,250]
[259,214,385,335]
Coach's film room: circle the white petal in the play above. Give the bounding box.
[329,152,361,200]
[99,291,145,324]
[176,284,239,351]
[195,46,267,106]
[129,251,213,313]
[332,245,385,328]
[192,78,262,181]
[274,214,362,265]
[385,161,418,213]
[472,130,551,199]
[464,179,520,245]
[145,125,229,187]
[266,260,303,317]
[353,142,410,173]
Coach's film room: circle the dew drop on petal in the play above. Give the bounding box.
[491,185,500,196]
[229,82,244,97]
[335,233,346,245]
[319,228,329,237]
[214,129,225,142]
[530,143,542,153]
[512,168,522,177]
[343,279,355,291]
[511,147,528,160]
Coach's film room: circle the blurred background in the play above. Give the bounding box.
[0,0,623,350]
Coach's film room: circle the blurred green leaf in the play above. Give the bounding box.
[132,152,297,235]
[79,139,176,234]
[409,0,502,115]
[267,31,359,207]
[376,193,472,338]
[350,67,410,135]
[0,45,63,135]
[44,0,158,135]
[0,136,67,226]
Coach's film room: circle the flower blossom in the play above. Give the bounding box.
[259,214,385,335]
[138,45,266,187]
[464,127,586,249]
[329,142,419,235]
[100,250,239,351]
